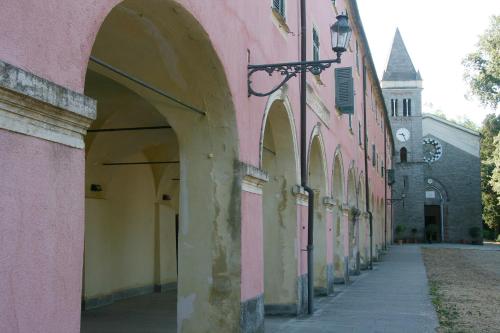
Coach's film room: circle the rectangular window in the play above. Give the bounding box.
[358,122,362,145]
[313,28,320,62]
[273,0,285,18]
[348,114,352,130]
[391,99,398,116]
[372,144,376,166]
[355,41,359,73]
[403,175,409,190]
[403,98,412,117]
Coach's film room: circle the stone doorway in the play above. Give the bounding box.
[425,205,441,242]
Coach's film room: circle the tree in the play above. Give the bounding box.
[491,133,500,199]
[481,114,500,238]
[463,15,500,109]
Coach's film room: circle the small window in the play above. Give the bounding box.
[372,144,376,166]
[348,114,352,130]
[391,99,398,116]
[273,0,286,18]
[358,122,362,145]
[400,147,408,163]
[355,40,359,73]
[402,98,412,116]
[313,28,320,62]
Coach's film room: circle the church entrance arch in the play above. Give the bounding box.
[424,179,448,242]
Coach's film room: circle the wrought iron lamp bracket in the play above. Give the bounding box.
[247,53,342,97]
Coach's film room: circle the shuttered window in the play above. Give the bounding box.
[273,0,285,18]
[335,67,354,114]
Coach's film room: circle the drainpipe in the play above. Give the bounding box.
[362,60,372,270]
[384,124,387,250]
[299,0,315,315]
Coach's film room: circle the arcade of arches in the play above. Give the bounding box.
[0,1,392,332]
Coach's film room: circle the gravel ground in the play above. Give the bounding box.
[421,248,500,333]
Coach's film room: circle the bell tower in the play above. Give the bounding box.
[382,29,425,240]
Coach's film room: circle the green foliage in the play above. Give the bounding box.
[395,224,405,237]
[463,15,500,109]
[481,114,500,236]
[491,133,500,197]
[469,227,481,239]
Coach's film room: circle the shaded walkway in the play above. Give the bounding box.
[80,290,176,333]
[266,246,438,332]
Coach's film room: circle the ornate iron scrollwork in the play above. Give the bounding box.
[247,53,341,97]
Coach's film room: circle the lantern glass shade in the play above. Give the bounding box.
[330,14,352,53]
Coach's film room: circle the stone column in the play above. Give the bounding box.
[323,196,335,294]
[240,163,268,333]
[341,205,350,284]
[293,185,309,314]
[0,61,95,333]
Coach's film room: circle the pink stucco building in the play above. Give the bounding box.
[0,0,393,332]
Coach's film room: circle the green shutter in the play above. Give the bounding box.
[335,67,354,114]
[387,169,395,185]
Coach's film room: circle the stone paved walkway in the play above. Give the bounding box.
[266,245,439,333]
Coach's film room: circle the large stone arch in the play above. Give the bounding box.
[81,1,242,332]
[307,127,330,295]
[260,95,300,315]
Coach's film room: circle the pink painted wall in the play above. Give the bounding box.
[240,191,263,301]
[0,0,393,321]
[0,130,84,333]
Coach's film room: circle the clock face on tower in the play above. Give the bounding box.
[396,128,410,142]
[423,138,442,163]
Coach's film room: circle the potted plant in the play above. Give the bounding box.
[425,224,438,243]
[410,228,418,243]
[469,227,481,244]
[395,225,405,245]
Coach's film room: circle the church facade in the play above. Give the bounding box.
[382,30,482,243]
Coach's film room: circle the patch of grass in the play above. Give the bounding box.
[428,281,460,332]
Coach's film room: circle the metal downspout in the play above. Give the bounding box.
[299,0,315,315]
[384,124,388,250]
[362,60,372,270]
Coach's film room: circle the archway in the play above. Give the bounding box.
[261,98,300,315]
[332,151,345,283]
[357,176,368,269]
[308,132,330,295]
[424,179,448,242]
[346,167,358,275]
[81,1,240,332]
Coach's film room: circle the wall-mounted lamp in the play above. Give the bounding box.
[247,14,352,97]
[90,184,103,192]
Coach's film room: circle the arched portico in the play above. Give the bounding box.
[308,128,331,295]
[346,166,359,275]
[81,1,242,332]
[332,149,346,283]
[260,95,301,315]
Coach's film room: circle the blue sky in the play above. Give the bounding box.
[357,0,499,126]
